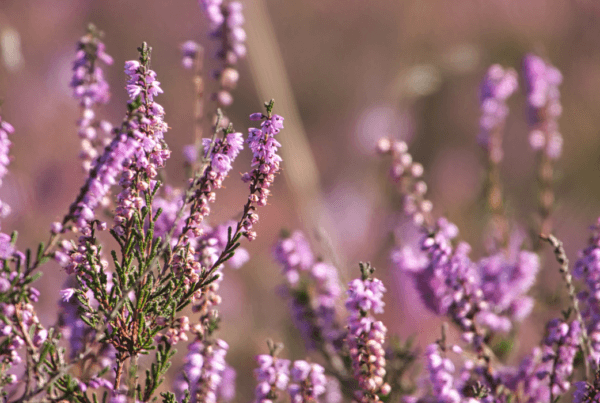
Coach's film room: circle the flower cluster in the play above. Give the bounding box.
[345,263,391,401]
[477,64,519,247]
[70,25,114,173]
[181,40,202,70]
[174,339,231,403]
[113,56,169,235]
[0,301,47,387]
[181,130,244,239]
[424,343,463,403]
[475,235,540,331]
[273,231,344,350]
[288,360,327,403]
[198,0,246,108]
[574,369,600,403]
[574,219,600,362]
[239,106,283,241]
[376,138,430,227]
[0,117,14,258]
[522,54,563,159]
[543,318,581,395]
[478,64,518,163]
[505,319,581,403]
[384,140,539,337]
[254,353,291,403]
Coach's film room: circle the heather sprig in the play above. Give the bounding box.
[213,99,282,250]
[198,0,245,109]
[544,318,582,401]
[522,54,563,237]
[376,138,430,228]
[575,222,600,363]
[54,43,183,400]
[70,23,114,173]
[253,340,291,403]
[542,233,591,376]
[345,262,391,402]
[173,338,230,403]
[478,64,518,249]
[182,0,245,169]
[0,117,52,398]
[273,230,345,353]
[380,119,540,400]
[424,342,463,403]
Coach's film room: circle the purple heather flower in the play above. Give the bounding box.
[273,231,314,285]
[505,319,580,402]
[288,361,326,403]
[543,319,581,395]
[254,354,291,403]
[478,64,518,163]
[273,231,344,350]
[572,218,600,363]
[572,371,600,403]
[197,0,246,109]
[425,343,462,403]
[0,226,14,260]
[108,392,127,403]
[378,139,432,226]
[0,119,14,188]
[174,339,230,403]
[212,153,232,174]
[345,266,391,400]
[180,131,244,239]
[70,28,114,173]
[218,365,236,401]
[66,132,141,233]
[225,132,244,158]
[199,0,225,30]
[0,116,15,246]
[346,277,386,315]
[151,186,187,242]
[522,54,563,160]
[0,277,9,293]
[475,232,540,330]
[180,40,201,69]
[183,144,199,164]
[111,56,169,236]
[60,288,76,302]
[32,328,47,347]
[393,187,538,335]
[239,110,283,240]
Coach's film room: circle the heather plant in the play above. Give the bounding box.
[2,2,600,403]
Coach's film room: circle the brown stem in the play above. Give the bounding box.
[114,354,126,391]
[485,125,509,249]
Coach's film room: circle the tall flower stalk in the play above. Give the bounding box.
[522,54,563,239]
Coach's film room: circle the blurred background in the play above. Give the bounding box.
[1,0,600,399]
